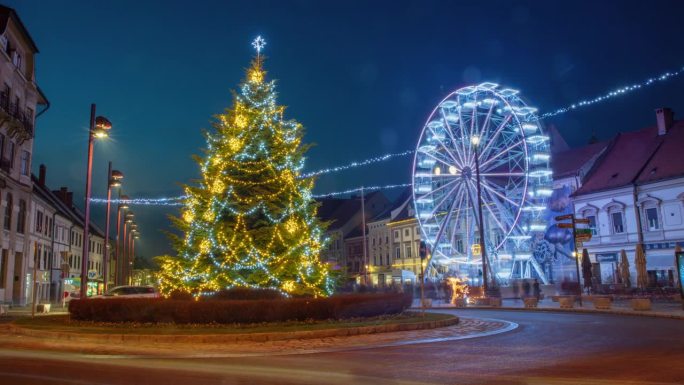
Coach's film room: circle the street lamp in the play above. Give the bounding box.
[115,195,129,286]
[80,104,112,299]
[103,165,123,292]
[128,228,139,285]
[471,134,490,297]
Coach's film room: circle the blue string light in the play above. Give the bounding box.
[89,64,684,206]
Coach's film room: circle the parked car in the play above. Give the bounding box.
[96,285,160,298]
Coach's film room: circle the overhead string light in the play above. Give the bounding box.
[539,64,684,119]
[90,64,684,206]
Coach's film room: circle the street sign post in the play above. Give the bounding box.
[557,223,575,229]
[574,218,591,224]
[555,214,574,221]
[556,213,583,306]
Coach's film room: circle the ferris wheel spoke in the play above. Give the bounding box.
[480,184,520,237]
[427,182,462,219]
[417,178,460,201]
[479,139,524,170]
[482,151,525,174]
[480,179,521,208]
[439,109,467,167]
[477,114,513,163]
[419,150,458,171]
[431,188,461,251]
[473,180,512,234]
[466,106,478,165]
[427,122,463,168]
[456,96,469,164]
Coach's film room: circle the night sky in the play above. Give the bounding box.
[7,0,684,259]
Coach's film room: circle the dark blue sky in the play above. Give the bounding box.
[8,0,684,258]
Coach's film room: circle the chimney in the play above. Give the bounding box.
[53,187,71,207]
[66,192,73,207]
[656,107,674,136]
[38,164,46,186]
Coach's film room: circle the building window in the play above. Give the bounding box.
[645,207,660,231]
[20,150,29,176]
[404,229,410,237]
[8,141,14,169]
[395,247,401,260]
[0,134,4,162]
[394,230,399,240]
[36,210,43,233]
[611,212,624,234]
[405,243,412,259]
[11,50,21,69]
[0,249,7,288]
[587,215,598,235]
[415,227,420,235]
[16,199,25,234]
[386,252,390,265]
[3,193,11,230]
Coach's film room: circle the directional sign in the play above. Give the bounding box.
[557,223,575,229]
[576,228,593,236]
[555,214,574,221]
[574,218,591,224]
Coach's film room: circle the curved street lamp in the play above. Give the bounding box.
[81,104,112,299]
[115,194,129,286]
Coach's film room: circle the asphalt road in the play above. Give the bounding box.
[1,309,683,385]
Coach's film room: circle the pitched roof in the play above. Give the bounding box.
[636,120,684,184]
[551,141,607,179]
[0,5,39,53]
[574,121,684,195]
[32,174,106,238]
[316,191,387,231]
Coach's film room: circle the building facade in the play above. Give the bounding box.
[0,6,47,305]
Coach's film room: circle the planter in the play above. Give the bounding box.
[593,296,612,310]
[558,296,575,309]
[472,297,489,306]
[489,297,502,307]
[523,297,538,308]
[421,299,432,308]
[36,304,51,313]
[631,298,652,311]
[452,298,468,308]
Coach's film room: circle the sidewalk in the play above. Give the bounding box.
[416,297,684,319]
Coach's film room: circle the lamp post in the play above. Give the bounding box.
[103,165,123,292]
[471,135,489,297]
[115,195,129,286]
[129,230,139,285]
[80,104,112,299]
[122,212,134,285]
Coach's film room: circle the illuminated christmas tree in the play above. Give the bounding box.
[158,37,333,297]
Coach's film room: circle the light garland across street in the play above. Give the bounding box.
[90,64,684,206]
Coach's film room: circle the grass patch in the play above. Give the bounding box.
[14,312,455,335]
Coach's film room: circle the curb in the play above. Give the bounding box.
[7,316,459,344]
[418,306,684,320]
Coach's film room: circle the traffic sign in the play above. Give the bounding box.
[557,223,574,229]
[471,244,481,256]
[574,218,591,224]
[555,214,574,221]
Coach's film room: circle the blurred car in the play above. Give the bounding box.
[96,285,160,298]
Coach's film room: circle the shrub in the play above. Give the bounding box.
[203,287,284,301]
[68,292,412,324]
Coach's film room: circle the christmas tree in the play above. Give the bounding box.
[158,37,333,297]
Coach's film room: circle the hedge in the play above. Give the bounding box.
[68,292,413,324]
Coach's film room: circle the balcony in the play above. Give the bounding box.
[0,92,34,140]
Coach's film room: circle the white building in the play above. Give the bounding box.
[572,108,684,287]
[0,5,48,306]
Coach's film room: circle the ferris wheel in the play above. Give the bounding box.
[412,82,552,282]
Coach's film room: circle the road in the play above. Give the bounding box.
[1,309,683,384]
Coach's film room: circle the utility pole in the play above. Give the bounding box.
[360,187,368,286]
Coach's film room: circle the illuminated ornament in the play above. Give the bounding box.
[281,280,296,293]
[413,82,552,284]
[234,114,248,129]
[211,156,222,166]
[252,36,266,54]
[285,218,298,233]
[183,210,194,223]
[249,68,264,83]
[228,137,243,152]
[282,169,295,184]
[211,179,225,194]
[202,210,215,222]
[199,239,211,254]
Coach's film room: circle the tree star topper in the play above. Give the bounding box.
[252,36,266,55]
